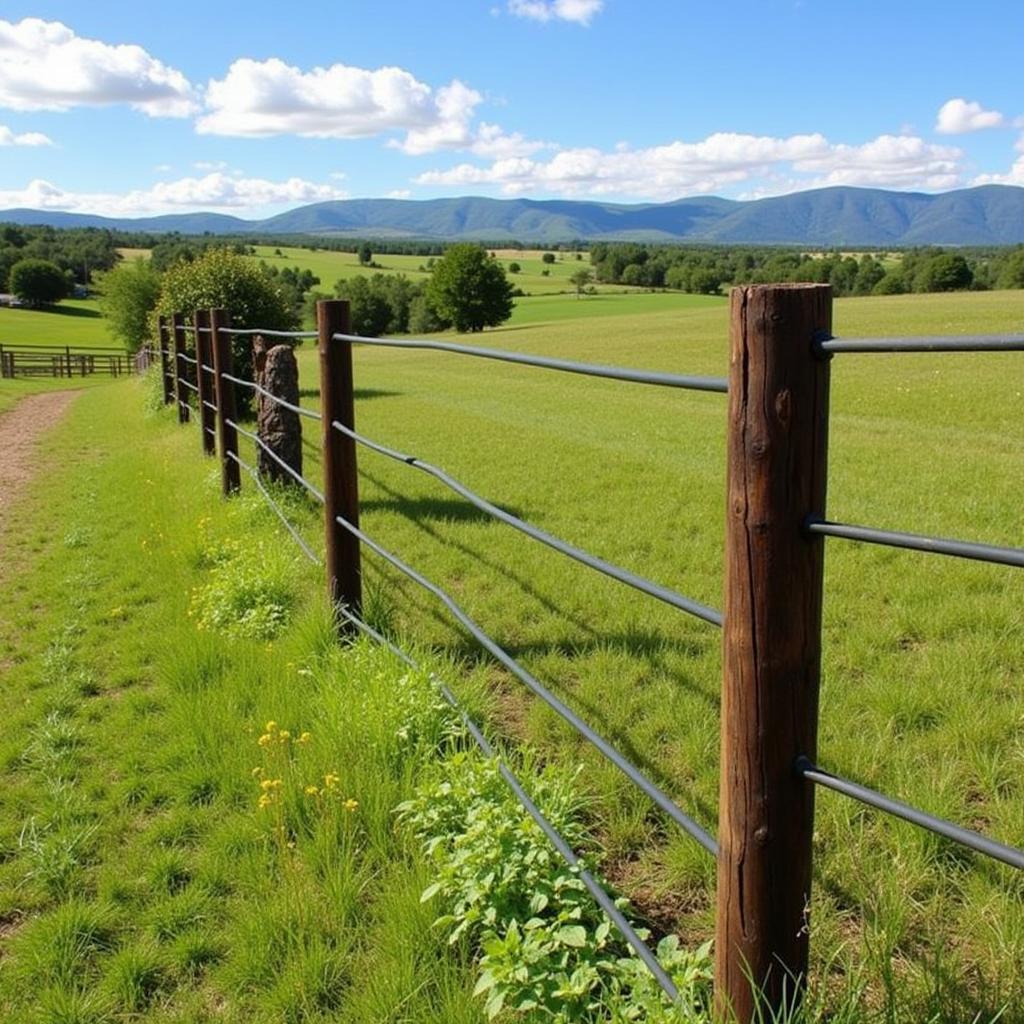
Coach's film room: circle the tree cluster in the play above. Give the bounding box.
[0,223,119,292]
[588,241,1024,297]
[323,245,514,337]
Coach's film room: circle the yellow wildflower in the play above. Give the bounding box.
[343,799,359,813]
[251,767,263,778]
[265,720,277,733]
[298,732,311,744]
[258,794,273,809]
[257,734,272,747]
[324,773,340,789]
[304,785,320,797]
[278,730,290,742]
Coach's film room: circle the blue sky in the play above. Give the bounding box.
[1,1,1022,218]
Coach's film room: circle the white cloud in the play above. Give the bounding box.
[972,134,1024,186]
[0,123,52,146]
[194,160,228,172]
[470,122,549,159]
[0,173,348,218]
[198,57,481,155]
[0,18,196,117]
[387,189,412,199]
[508,0,603,25]
[415,131,966,199]
[935,98,1004,134]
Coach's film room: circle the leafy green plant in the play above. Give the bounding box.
[188,539,297,640]
[398,754,713,1021]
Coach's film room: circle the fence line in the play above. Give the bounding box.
[1,342,134,379]
[160,295,1023,1023]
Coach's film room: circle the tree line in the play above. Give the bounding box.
[588,242,1024,296]
[0,224,120,300]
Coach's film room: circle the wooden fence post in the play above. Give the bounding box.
[171,314,188,423]
[715,284,832,1023]
[159,318,173,404]
[317,299,362,631]
[194,310,216,456]
[209,308,240,496]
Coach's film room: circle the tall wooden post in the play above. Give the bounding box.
[317,299,361,630]
[209,308,240,496]
[715,284,832,1023]
[158,317,173,404]
[194,310,216,456]
[171,314,188,423]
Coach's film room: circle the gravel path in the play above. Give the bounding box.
[0,390,79,517]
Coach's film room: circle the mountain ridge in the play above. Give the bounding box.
[2,185,1023,245]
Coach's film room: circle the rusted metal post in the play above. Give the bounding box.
[317,299,361,630]
[715,284,833,1023]
[194,310,216,456]
[209,308,240,496]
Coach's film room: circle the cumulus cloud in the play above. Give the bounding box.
[198,57,481,155]
[508,0,603,25]
[0,173,348,218]
[0,18,196,117]
[935,98,1004,134]
[972,134,1024,186]
[0,124,52,146]
[415,131,966,199]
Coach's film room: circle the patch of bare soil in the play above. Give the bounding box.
[0,390,79,520]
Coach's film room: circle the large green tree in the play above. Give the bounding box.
[9,258,70,307]
[156,248,296,410]
[426,245,514,333]
[100,259,162,352]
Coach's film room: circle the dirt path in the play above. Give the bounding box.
[0,390,80,519]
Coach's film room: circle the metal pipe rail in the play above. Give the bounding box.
[332,332,729,393]
[806,519,1023,569]
[819,334,1024,354]
[179,379,199,394]
[330,419,722,626]
[796,758,1024,870]
[226,451,322,565]
[221,372,322,421]
[219,327,319,339]
[331,510,718,854]
[226,418,326,503]
[177,353,198,366]
[335,603,681,1002]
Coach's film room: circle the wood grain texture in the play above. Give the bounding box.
[715,284,832,1022]
[194,309,215,456]
[318,299,362,629]
[209,308,240,496]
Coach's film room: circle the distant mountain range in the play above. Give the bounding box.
[3,185,1024,245]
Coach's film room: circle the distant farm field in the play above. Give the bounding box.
[248,244,637,298]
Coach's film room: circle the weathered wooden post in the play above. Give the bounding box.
[194,310,216,456]
[209,308,240,496]
[171,314,188,423]
[715,284,832,1023]
[317,299,361,630]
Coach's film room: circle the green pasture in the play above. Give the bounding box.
[1,286,1022,1020]
[250,244,628,298]
[0,299,132,413]
[249,286,1019,1020]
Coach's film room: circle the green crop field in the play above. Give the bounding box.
[1,286,1022,1021]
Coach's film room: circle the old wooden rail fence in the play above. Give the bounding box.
[0,342,134,379]
[157,290,1024,1022]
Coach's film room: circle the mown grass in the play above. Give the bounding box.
[0,380,493,1022]
[219,286,1021,1021]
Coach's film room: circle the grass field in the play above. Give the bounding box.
[0,382,499,1022]
[1,286,1022,1021]
[249,245,632,298]
[236,287,1021,1020]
